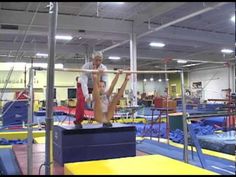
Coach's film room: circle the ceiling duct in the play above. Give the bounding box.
[1,24,19,30]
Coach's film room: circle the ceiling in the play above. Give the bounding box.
[0,2,235,71]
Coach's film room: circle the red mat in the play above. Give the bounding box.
[53,106,94,119]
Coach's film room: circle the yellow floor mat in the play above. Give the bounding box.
[64,154,218,175]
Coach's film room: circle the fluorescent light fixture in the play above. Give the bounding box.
[177,59,187,64]
[143,78,147,82]
[150,77,154,81]
[149,42,165,47]
[231,15,235,23]
[158,78,162,82]
[55,35,73,40]
[36,53,48,57]
[55,63,64,69]
[0,54,14,57]
[113,2,125,4]
[183,63,201,67]
[221,49,234,54]
[108,56,121,60]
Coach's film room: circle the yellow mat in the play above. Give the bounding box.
[0,131,45,140]
[34,137,45,144]
[0,145,12,149]
[64,154,218,175]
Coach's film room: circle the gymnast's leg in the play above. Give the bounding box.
[106,74,130,122]
[92,73,105,123]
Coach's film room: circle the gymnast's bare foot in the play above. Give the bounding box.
[102,122,113,128]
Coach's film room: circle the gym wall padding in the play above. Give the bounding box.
[2,101,28,126]
[0,148,21,175]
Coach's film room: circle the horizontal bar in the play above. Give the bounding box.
[32,67,181,74]
[187,112,236,119]
[208,99,229,102]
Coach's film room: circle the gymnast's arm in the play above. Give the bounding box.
[106,69,122,97]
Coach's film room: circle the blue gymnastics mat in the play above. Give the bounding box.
[0,148,21,175]
[136,139,235,175]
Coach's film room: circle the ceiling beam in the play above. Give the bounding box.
[0,41,85,54]
[101,2,228,52]
[133,2,186,28]
[0,9,133,34]
[0,29,128,41]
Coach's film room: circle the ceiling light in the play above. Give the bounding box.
[150,77,154,81]
[0,54,14,57]
[78,37,82,40]
[166,78,169,81]
[158,78,162,82]
[177,59,187,64]
[55,35,73,40]
[231,15,235,23]
[143,78,147,82]
[221,49,234,54]
[183,63,201,67]
[36,53,48,57]
[149,42,165,47]
[108,56,121,60]
[114,2,125,5]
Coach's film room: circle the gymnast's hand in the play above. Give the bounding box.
[117,69,123,74]
[125,73,131,80]
[97,68,105,74]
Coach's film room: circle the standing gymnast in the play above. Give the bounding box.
[92,70,130,127]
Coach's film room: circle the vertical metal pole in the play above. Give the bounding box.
[232,63,235,93]
[83,44,90,64]
[180,70,188,163]
[27,67,34,175]
[45,2,58,175]
[129,28,137,106]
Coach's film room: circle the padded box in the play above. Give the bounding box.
[53,123,136,166]
[2,101,28,126]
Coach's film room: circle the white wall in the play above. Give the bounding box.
[0,69,166,103]
[189,66,233,101]
[140,80,166,95]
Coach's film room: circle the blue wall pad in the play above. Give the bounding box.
[34,110,66,116]
[197,131,236,155]
[0,138,28,145]
[136,139,235,175]
[53,123,136,166]
[201,116,225,127]
[127,123,167,138]
[2,101,28,126]
[169,122,220,144]
[0,148,21,175]
[33,115,75,123]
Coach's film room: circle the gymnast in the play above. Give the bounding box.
[92,69,130,127]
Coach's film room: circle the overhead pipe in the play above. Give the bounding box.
[100,2,227,53]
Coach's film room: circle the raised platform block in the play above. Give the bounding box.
[53,123,136,166]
